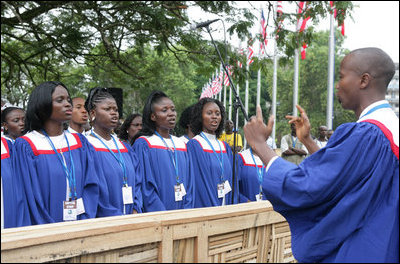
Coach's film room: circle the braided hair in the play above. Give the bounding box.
[84,87,117,124]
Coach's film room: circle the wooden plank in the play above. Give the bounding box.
[208,242,243,256]
[158,226,173,263]
[224,246,258,261]
[209,235,243,249]
[209,230,243,243]
[194,224,208,263]
[1,201,294,263]
[119,248,158,263]
[2,227,162,263]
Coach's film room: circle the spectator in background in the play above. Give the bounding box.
[314,125,328,148]
[68,97,89,134]
[219,119,243,153]
[118,113,142,146]
[280,122,308,165]
[178,104,195,144]
[326,129,334,141]
[1,106,25,143]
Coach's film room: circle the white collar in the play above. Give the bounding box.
[358,100,389,120]
[202,131,217,141]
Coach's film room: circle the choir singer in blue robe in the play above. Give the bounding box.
[84,87,143,216]
[133,91,194,212]
[243,48,398,263]
[187,98,238,207]
[13,81,100,225]
[1,137,30,228]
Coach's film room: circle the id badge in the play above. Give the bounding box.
[174,184,183,201]
[122,186,133,204]
[63,200,77,221]
[217,183,225,198]
[180,183,186,196]
[76,198,85,215]
[223,180,232,195]
[255,193,263,202]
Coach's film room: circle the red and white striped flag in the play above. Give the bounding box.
[260,9,268,55]
[211,75,221,95]
[297,1,310,32]
[330,1,345,36]
[224,65,232,86]
[247,39,254,65]
[301,42,307,60]
[297,1,310,60]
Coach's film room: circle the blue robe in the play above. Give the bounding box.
[187,133,238,208]
[236,149,268,202]
[263,103,399,263]
[86,133,143,215]
[133,134,194,212]
[1,137,30,228]
[13,131,100,225]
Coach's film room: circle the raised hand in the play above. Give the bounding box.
[285,104,311,142]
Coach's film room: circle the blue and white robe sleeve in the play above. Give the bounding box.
[2,137,30,228]
[263,122,399,263]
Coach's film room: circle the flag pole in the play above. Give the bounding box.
[293,48,299,116]
[272,1,279,143]
[327,6,335,129]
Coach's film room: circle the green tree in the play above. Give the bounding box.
[1,1,353,108]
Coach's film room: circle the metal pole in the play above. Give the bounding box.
[327,10,335,129]
[272,1,278,143]
[293,48,299,116]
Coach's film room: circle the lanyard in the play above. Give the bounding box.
[249,148,265,188]
[291,135,297,148]
[91,131,127,186]
[359,103,392,119]
[42,130,77,200]
[201,132,224,182]
[155,131,180,184]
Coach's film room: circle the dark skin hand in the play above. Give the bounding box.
[244,104,320,166]
[285,105,320,155]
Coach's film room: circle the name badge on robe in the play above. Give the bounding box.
[180,183,186,196]
[63,200,77,221]
[174,184,183,201]
[217,183,225,198]
[122,186,133,204]
[255,193,263,202]
[223,180,232,195]
[76,198,85,215]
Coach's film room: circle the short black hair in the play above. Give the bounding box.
[190,98,225,138]
[118,113,142,144]
[178,104,195,130]
[134,90,169,139]
[25,81,69,132]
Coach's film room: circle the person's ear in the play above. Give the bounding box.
[360,73,373,90]
[150,113,156,122]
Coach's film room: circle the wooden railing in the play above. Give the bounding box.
[1,201,296,263]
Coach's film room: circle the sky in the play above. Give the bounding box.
[188,1,399,62]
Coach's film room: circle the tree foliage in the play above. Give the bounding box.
[1,1,355,141]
